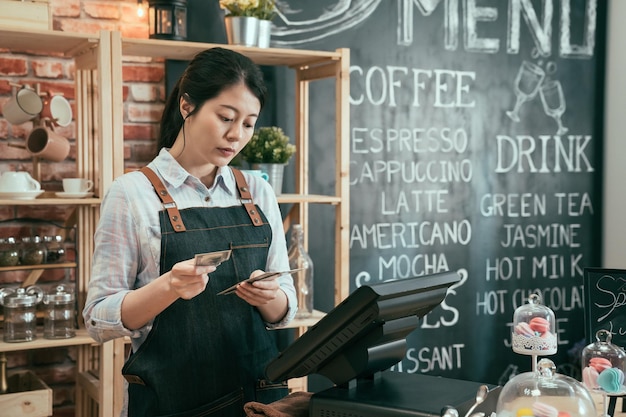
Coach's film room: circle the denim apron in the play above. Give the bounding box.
[122,167,288,417]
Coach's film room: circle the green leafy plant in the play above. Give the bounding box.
[220,0,277,20]
[240,126,296,164]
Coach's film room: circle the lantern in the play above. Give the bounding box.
[147,0,187,41]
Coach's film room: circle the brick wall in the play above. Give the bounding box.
[1,1,161,415]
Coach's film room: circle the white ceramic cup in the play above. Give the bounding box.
[241,169,269,181]
[63,178,93,193]
[2,87,43,125]
[41,94,72,127]
[0,171,41,192]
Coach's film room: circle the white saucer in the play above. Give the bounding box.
[0,190,45,200]
[55,191,94,199]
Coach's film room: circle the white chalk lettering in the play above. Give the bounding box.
[500,223,581,248]
[349,65,475,108]
[349,221,472,249]
[400,344,465,373]
[480,193,546,217]
[351,126,469,154]
[379,253,450,278]
[350,159,472,185]
[397,0,597,59]
[381,189,449,215]
[512,286,584,311]
[495,135,594,173]
[485,256,525,281]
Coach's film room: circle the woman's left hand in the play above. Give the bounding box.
[235,269,279,306]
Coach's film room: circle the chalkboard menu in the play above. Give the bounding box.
[270,0,607,385]
[584,268,626,349]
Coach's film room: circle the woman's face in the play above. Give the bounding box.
[179,82,261,168]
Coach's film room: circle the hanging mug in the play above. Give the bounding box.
[40,94,72,127]
[26,126,71,162]
[2,86,43,125]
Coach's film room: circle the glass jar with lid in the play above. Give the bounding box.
[43,284,76,339]
[496,358,597,417]
[0,285,44,342]
[19,235,47,265]
[43,235,66,263]
[0,237,19,267]
[511,292,557,357]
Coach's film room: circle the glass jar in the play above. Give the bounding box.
[288,224,314,319]
[43,284,76,339]
[0,286,43,342]
[19,235,46,265]
[581,329,626,394]
[511,292,557,356]
[44,235,66,263]
[496,358,597,417]
[0,237,19,267]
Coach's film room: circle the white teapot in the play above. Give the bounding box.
[0,171,41,192]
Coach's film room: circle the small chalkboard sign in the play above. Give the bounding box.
[584,268,626,348]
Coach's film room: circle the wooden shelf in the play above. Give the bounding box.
[0,262,77,272]
[119,37,342,68]
[0,27,100,57]
[278,310,326,329]
[276,194,341,205]
[0,328,96,353]
[0,195,100,206]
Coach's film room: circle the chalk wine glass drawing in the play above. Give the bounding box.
[506,60,546,123]
[539,79,568,135]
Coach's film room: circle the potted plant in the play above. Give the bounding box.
[219,0,277,47]
[240,126,295,195]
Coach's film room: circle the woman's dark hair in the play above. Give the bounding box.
[158,47,267,150]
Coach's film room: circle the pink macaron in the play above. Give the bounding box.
[589,357,613,372]
[515,322,535,337]
[529,317,550,334]
[582,366,599,389]
[532,401,558,417]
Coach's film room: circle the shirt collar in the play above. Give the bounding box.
[151,148,236,195]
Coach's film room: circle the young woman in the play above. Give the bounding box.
[83,47,297,417]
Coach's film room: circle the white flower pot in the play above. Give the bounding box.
[257,19,272,48]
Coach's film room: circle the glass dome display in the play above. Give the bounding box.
[581,329,626,393]
[511,292,557,359]
[496,358,597,417]
[581,329,626,416]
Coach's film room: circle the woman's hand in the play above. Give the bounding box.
[168,259,216,300]
[236,270,289,324]
[235,269,279,306]
[121,259,216,330]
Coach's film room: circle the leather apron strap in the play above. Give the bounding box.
[231,168,264,227]
[140,166,263,231]
[140,166,187,232]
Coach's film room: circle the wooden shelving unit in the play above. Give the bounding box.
[0,27,116,417]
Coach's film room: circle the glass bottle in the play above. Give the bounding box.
[288,224,314,319]
[44,235,66,263]
[0,237,19,267]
